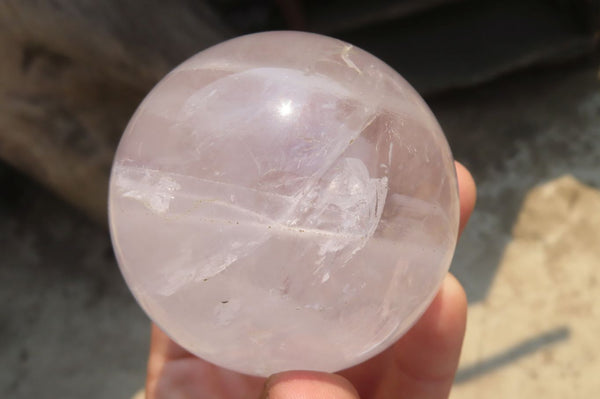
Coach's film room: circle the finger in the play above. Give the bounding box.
[146,325,188,397]
[147,324,264,398]
[149,323,195,361]
[454,161,476,237]
[147,324,191,394]
[382,273,467,399]
[261,371,360,399]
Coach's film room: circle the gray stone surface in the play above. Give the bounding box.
[431,60,600,302]
[0,167,149,398]
[1,59,599,398]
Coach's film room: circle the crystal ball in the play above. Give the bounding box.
[109,31,459,376]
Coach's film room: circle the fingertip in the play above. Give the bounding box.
[441,273,468,331]
[408,274,467,354]
[392,273,467,382]
[454,161,476,236]
[263,371,359,399]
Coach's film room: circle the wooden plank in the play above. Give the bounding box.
[308,0,465,33]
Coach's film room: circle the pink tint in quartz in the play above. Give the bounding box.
[109,31,459,376]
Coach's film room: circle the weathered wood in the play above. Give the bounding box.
[0,0,596,224]
[0,0,229,223]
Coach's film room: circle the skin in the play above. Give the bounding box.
[146,161,477,399]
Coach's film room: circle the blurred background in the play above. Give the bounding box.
[1,0,599,398]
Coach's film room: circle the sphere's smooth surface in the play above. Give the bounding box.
[109,31,459,376]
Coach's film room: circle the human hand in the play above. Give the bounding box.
[145,161,476,399]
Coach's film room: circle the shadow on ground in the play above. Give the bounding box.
[454,326,570,384]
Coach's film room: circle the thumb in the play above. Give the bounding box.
[261,371,360,399]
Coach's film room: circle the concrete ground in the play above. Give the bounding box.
[431,60,600,398]
[1,59,599,398]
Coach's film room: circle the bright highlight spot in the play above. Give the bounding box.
[278,99,293,117]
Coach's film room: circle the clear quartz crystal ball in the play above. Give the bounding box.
[109,31,459,376]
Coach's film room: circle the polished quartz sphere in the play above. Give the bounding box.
[109,31,459,376]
